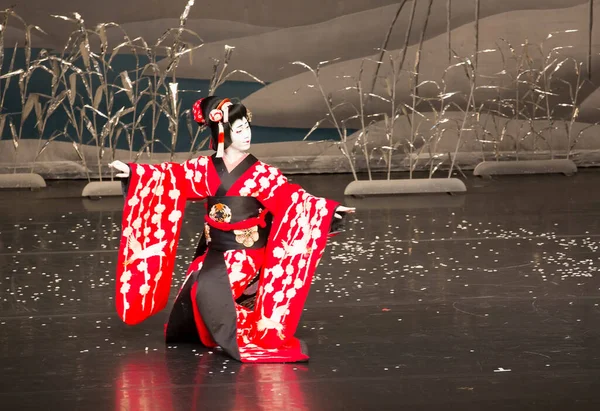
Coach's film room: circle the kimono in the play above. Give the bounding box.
[115,153,341,363]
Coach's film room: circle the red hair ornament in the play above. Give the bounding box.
[192,98,233,158]
[192,98,205,124]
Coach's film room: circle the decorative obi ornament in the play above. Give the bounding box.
[209,203,232,223]
[234,226,259,247]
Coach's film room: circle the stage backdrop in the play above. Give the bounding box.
[0,0,598,179]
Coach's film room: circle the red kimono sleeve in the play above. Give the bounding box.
[238,162,340,349]
[115,157,211,325]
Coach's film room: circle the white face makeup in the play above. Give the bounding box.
[228,117,251,152]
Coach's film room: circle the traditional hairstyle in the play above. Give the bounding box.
[192,96,252,157]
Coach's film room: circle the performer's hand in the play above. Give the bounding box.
[109,160,130,178]
[335,206,355,219]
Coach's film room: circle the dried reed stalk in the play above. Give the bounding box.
[368,0,408,98]
[292,59,358,180]
[447,0,452,65]
[474,0,480,85]
[414,0,434,98]
[588,0,594,81]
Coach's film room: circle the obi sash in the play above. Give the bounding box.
[204,196,272,252]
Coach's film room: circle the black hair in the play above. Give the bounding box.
[199,96,249,150]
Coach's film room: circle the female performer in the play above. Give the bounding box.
[110,96,354,363]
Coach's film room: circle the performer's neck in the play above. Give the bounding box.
[223,148,249,172]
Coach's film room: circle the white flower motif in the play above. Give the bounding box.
[144,227,151,236]
[168,210,182,223]
[282,275,293,286]
[255,164,266,173]
[169,189,181,200]
[171,225,178,234]
[139,284,151,296]
[194,171,202,183]
[128,196,140,207]
[298,259,306,269]
[198,156,208,166]
[229,269,246,284]
[120,270,132,283]
[311,228,322,239]
[294,278,304,289]
[273,247,286,259]
[291,192,299,203]
[136,166,145,176]
[155,185,164,196]
[152,170,161,181]
[297,216,308,227]
[137,261,148,271]
[273,291,284,303]
[120,283,130,294]
[186,169,194,180]
[259,177,270,189]
[268,167,279,176]
[154,229,165,240]
[271,265,284,279]
[151,214,161,225]
[154,204,166,214]
[264,283,274,293]
[144,212,150,221]
[123,227,133,237]
[285,265,294,275]
[245,179,257,189]
[286,288,296,299]
[132,218,142,230]
[140,186,150,199]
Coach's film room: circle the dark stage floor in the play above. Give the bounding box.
[1,171,600,410]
